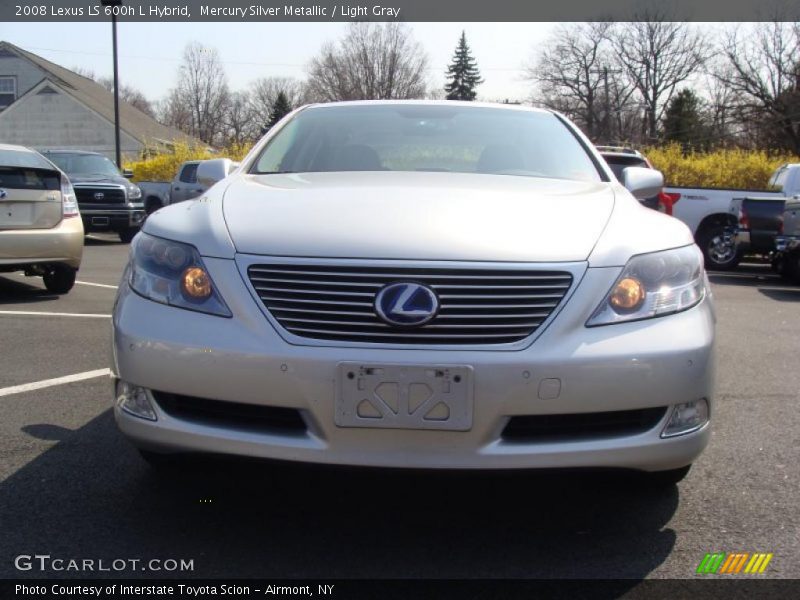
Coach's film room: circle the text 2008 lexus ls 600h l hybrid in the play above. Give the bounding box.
[111,101,714,485]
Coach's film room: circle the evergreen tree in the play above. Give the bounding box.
[662,88,706,150]
[444,31,483,101]
[267,91,293,129]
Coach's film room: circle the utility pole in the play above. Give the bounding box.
[101,0,123,168]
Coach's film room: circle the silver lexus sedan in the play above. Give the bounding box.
[111,101,714,484]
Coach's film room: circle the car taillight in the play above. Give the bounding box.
[657,192,680,216]
[61,174,79,218]
[738,208,749,230]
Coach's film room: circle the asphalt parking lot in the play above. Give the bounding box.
[1,236,799,580]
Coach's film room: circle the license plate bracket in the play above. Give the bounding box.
[335,363,473,431]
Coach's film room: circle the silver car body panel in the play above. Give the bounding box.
[112,101,714,471]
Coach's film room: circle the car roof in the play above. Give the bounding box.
[0,143,39,153]
[42,150,104,156]
[303,99,553,116]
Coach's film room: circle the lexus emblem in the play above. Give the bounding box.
[375,282,439,327]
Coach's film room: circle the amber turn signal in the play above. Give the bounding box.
[181,267,212,300]
[609,277,646,312]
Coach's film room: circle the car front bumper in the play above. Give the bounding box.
[0,215,84,270]
[112,257,715,472]
[80,206,145,231]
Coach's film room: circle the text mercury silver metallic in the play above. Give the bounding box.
[111,102,715,484]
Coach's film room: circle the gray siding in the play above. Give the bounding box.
[0,83,141,160]
[0,53,48,101]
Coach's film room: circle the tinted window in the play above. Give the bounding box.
[179,163,198,184]
[0,167,60,190]
[0,149,55,170]
[47,153,120,177]
[253,105,603,182]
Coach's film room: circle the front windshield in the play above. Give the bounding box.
[47,153,121,178]
[252,104,604,182]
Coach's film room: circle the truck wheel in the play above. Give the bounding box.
[118,228,138,244]
[145,197,162,215]
[785,251,800,284]
[43,265,77,294]
[698,226,741,271]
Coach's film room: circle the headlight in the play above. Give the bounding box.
[586,245,705,326]
[128,185,142,200]
[129,233,231,317]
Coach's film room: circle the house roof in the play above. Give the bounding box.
[0,41,198,148]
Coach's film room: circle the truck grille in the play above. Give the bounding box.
[247,263,573,345]
[74,185,126,204]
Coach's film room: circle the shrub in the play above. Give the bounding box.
[124,142,251,182]
[645,144,800,189]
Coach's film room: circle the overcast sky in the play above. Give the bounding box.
[1,22,559,105]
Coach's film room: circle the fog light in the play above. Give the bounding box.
[662,399,708,437]
[116,381,157,421]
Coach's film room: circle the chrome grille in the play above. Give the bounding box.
[248,263,573,345]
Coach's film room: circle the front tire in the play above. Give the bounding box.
[643,464,692,487]
[43,265,77,294]
[697,225,741,271]
[118,227,138,244]
[138,449,185,472]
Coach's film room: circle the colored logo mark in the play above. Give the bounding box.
[696,552,773,574]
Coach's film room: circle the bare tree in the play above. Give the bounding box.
[71,66,156,118]
[72,66,96,80]
[98,77,156,117]
[526,23,611,140]
[306,22,428,101]
[224,90,260,146]
[612,12,709,141]
[716,20,800,153]
[249,76,305,131]
[163,42,230,145]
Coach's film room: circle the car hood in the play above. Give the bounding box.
[221,172,615,262]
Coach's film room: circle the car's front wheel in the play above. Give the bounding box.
[43,265,77,294]
[643,464,692,487]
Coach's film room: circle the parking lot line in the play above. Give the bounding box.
[0,368,112,398]
[0,310,111,318]
[76,281,118,290]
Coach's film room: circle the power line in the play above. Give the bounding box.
[20,45,523,72]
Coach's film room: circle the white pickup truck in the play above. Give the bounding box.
[665,163,800,270]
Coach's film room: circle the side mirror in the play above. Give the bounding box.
[196,158,237,188]
[122,169,134,179]
[622,166,664,200]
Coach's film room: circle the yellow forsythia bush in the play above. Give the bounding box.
[125,142,252,183]
[645,144,800,189]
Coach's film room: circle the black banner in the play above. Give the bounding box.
[4,579,800,600]
[3,0,800,23]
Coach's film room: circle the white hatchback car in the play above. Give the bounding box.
[112,102,714,485]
